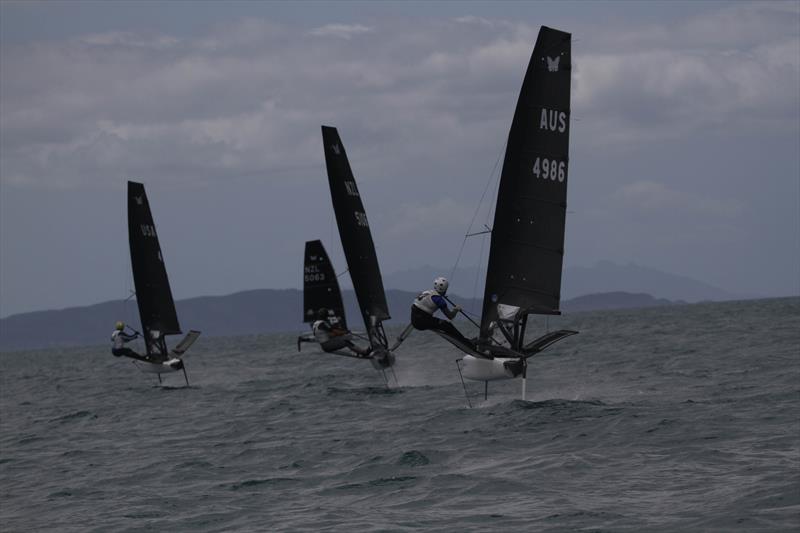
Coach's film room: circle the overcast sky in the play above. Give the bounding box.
[1,0,798,317]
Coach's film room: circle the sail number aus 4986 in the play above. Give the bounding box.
[532,157,566,182]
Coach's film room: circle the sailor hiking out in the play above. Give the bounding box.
[111,321,140,358]
[312,309,372,357]
[411,277,474,347]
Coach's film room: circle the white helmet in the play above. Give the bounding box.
[433,277,449,295]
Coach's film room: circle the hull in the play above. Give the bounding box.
[133,358,183,374]
[299,336,395,367]
[461,355,521,381]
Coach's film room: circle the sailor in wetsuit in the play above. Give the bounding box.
[111,321,140,358]
[312,309,372,357]
[410,277,473,346]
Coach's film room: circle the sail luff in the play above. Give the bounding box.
[321,126,391,338]
[127,181,181,350]
[480,26,572,337]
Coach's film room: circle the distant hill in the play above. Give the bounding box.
[382,260,744,303]
[0,289,684,352]
[561,291,684,313]
[562,260,743,302]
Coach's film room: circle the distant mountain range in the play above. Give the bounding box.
[561,291,685,313]
[382,260,745,303]
[1,289,687,351]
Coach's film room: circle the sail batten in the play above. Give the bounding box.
[127,181,181,348]
[510,197,567,207]
[321,126,390,339]
[480,26,571,336]
[490,237,565,254]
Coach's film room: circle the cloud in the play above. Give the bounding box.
[453,16,495,27]
[613,181,744,219]
[387,198,475,237]
[573,41,799,144]
[571,2,800,147]
[80,31,179,49]
[0,4,797,192]
[308,23,373,40]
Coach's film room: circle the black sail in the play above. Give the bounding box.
[321,126,390,335]
[480,26,571,337]
[303,239,348,330]
[127,181,181,350]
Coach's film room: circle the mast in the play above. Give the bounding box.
[480,26,572,347]
[303,239,348,331]
[321,126,390,348]
[127,181,181,357]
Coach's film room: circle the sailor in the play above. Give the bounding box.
[312,309,371,357]
[411,277,473,346]
[111,321,140,358]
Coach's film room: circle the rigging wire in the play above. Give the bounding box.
[469,157,504,309]
[448,139,507,284]
[469,230,487,315]
[473,157,504,307]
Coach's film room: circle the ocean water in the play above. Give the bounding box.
[1,298,798,532]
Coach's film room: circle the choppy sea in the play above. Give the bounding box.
[1,297,799,532]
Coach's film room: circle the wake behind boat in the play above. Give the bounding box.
[115,181,201,385]
[432,26,578,400]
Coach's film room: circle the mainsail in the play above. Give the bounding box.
[321,126,390,346]
[303,239,348,330]
[127,181,181,355]
[480,26,571,342]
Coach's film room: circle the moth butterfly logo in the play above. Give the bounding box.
[332,144,341,155]
[546,56,560,72]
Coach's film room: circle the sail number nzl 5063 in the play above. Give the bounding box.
[304,265,325,282]
[532,157,566,182]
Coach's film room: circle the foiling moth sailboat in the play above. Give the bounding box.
[439,26,578,400]
[124,181,201,385]
[296,239,352,353]
[321,125,395,371]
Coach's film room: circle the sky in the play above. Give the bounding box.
[1,0,798,317]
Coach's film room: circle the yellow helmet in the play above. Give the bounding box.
[115,321,124,331]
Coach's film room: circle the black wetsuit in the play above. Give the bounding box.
[411,305,473,346]
[314,321,370,357]
[112,347,139,358]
